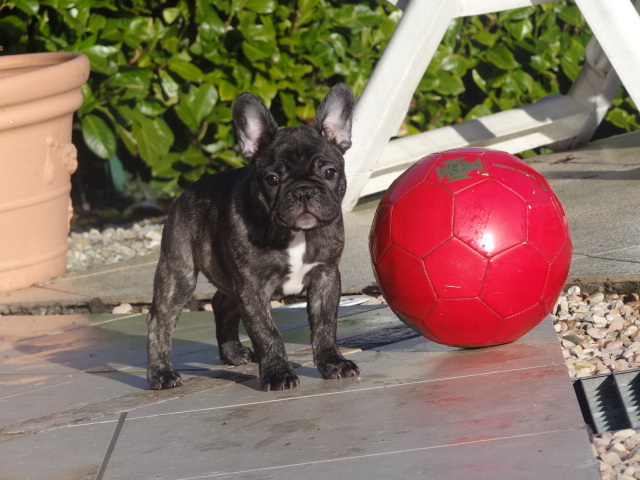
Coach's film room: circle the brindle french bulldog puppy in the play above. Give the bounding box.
[146,84,360,391]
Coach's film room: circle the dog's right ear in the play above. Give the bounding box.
[232,93,278,161]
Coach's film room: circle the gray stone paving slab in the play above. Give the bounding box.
[0,305,600,479]
[102,345,595,480]
[0,307,378,431]
[116,316,559,422]
[0,420,116,480]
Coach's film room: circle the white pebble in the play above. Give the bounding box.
[112,303,133,314]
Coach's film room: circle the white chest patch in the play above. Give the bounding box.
[282,231,320,296]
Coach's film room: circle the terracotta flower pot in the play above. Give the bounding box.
[0,52,90,293]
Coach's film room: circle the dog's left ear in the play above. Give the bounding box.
[315,84,355,154]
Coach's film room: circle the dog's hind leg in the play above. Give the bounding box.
[212,290,255,366]
[146,248,198,390]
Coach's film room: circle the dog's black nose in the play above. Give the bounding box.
[293,185,316,203]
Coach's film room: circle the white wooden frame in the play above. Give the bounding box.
[343,0,640,211]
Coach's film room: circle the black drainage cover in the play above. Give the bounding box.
[573,368,640,434]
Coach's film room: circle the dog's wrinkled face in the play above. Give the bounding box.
[256,129,346,230]
[232,84,354,231]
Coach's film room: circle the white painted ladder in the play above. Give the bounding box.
[343,0,640,211]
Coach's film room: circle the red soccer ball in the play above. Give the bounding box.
[369,148,572,347]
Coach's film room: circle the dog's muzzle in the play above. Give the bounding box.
[278,182,339,230]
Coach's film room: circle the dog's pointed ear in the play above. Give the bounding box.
[232,93,278,161]
[315,83,355,154]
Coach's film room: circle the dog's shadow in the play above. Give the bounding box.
[178,360,315,393]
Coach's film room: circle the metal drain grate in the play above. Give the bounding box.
[573,368,640,434]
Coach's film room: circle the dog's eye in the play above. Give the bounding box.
[323,168,338,180]
[265,174,279,186]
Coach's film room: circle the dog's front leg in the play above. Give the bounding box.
[307,266,360,379]
[236,288,299,391]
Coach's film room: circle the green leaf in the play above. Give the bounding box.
[333,4,383,31]
[159,70,180,99]
[473,29,497,48]
[132,116,174,165]
[242,40,278,62]
[169,61,203,83]
[181,147,210,167]
[82,115,117,159]
[217,80,238,102]
[465,102,494,121]
[510,70,535,95]
[484,45,518,70]
[244,0,277,14]
[163,7,181,24]
[503,18,533,42]
[175,83,218,131]
[122,17,154,50]
[434,72,464,95]
[560,40,585,81]
[471,69,488,94]
[13,0,39,15]
[109,69,153,97]
[499,6,537,22]
[558,6,583,26]
[606,108,638,131]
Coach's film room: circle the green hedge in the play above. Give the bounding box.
[1,0,638,197]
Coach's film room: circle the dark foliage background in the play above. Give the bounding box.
[1,0,637,207]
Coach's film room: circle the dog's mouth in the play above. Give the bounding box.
[294,213,319,230]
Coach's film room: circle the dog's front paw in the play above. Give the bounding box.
[148,368,183,390]
[260,360,299,391]
[318,357,360,380]
[220,342,255,366]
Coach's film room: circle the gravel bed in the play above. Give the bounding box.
[552,286,640,480]
[67,219,164,273]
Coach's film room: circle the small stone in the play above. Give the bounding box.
[587,291,606,304]
[557,297,569,315]
[569,345,584,357]
[203,303,213,312]
[592,314,607,325]
[112,303,133,314]
[610,318,627,331]
[600,432,614,443]
[614,359,630,371]
[625,439,640,450]
[567,286,581,295]
[587,328,609,340]
[601,451,622,466]
[625,325,639,337]
[611,442,628,453]
[363,297,383,305]
[574,360,595,371]
[561,334,585,345]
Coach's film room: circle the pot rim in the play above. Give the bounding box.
[0,52,90,108]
